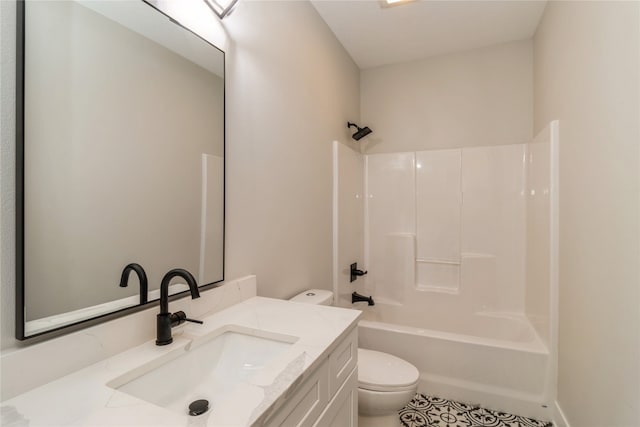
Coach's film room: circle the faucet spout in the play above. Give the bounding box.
[159,268,200,315]
[156,268,200,346]
[119,263,148,304]
[352,292,374,306]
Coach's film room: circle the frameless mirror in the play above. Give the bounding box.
[16,0,225,339]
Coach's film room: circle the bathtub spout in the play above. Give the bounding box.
[352,292,375,306]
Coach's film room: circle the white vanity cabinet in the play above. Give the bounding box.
[264,327,358,427]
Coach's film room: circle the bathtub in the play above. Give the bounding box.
[357,303,552,421]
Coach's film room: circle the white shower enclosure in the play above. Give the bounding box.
[332,121,558,420]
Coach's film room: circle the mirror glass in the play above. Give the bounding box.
[18,0,225,339]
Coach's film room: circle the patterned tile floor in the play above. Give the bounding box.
[399,394,553,427]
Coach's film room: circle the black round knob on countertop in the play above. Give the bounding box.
[188,399,210,416]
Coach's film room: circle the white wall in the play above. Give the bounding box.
[361,40,533,154]
[534,2,640,425]
[222,0,360,300]
[0,0,360,350]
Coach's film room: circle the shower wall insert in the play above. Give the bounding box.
[332,122,559,421]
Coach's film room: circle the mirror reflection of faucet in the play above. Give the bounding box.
[156,269,203,346]
[119,263,148,304]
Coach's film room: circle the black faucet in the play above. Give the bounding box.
[119,263,148,304]
[156,268,202,346]
[352,292,375,306]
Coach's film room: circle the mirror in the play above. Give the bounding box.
[16,0,225,339]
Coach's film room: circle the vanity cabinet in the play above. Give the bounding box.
[265,327,358,427]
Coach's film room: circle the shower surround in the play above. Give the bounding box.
[364,144,526,311]
[332,122,558,420]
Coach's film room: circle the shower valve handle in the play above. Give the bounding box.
[350,263,368,282]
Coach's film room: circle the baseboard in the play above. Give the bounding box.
[552,401,570,427]
[418,374,552,422]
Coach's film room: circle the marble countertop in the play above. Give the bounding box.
[1,297,361,427]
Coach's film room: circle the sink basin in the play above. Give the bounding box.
[108,325,298,416]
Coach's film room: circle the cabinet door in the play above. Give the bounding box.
[314,367,358,427]
[264,362,329,427]
[329,329,358,396]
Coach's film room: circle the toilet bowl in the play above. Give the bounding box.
[289,289,419,416]
[357,348,418,415]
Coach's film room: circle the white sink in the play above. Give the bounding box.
[107,325,298,416]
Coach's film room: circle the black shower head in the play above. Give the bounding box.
[347,122,373,141]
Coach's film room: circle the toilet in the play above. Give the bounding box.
[290,289,419,417]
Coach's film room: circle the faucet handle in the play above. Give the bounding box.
[170,311,203,327]
[350,262,368,282]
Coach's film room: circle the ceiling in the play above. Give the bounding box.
[310,0,547,69]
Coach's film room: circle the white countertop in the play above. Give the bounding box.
[1,297,361,427]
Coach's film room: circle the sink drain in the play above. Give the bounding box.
[188,399,210,416]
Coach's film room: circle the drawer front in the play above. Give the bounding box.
[328,327,358,396]
[266,361,329,427]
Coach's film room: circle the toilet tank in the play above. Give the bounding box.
[289,289,333,306]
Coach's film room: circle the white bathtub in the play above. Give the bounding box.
[358,304,552,421]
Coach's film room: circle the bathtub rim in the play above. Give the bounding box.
[358,317,549,355]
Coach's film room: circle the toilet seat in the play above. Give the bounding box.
[358,348,419,392]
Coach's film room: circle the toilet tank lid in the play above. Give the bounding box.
[358,348,419,391]
[289,289,333,305]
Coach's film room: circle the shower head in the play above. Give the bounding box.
[347,122,373,141]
